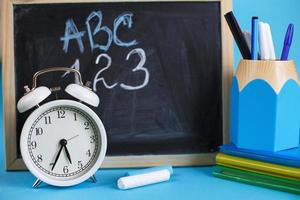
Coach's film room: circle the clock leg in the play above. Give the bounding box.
[32,179,43,188]
[90,175,97,183]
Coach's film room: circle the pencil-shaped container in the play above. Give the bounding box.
[230,60,300,152]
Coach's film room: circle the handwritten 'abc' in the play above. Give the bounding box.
[60,11,149,91]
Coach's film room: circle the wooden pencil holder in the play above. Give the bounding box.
[230,60,300,152]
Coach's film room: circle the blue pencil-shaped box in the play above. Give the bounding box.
[230,60,300,152]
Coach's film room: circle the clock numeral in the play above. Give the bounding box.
[37,154,43,162]
[86,149,91,157]
[84,122,90,130]
[44,116,52,124]
[78,161,83,169]
[35,127,43,135]
[74,113,77,121]
[57,110,66,119]
[63,166,69,174]
[31,141,37,149]
[90,135,96,143]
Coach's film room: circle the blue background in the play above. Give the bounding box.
[1,0,300,199]
[234,0,300,72]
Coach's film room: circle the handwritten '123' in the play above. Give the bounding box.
[60,11,149,91]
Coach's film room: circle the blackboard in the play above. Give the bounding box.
[3,0,233,169]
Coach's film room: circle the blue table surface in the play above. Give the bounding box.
[0,166,299,200]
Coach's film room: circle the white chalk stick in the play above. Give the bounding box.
[126,165,173,176]
[117,169,170,190]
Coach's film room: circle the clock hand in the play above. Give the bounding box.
[64,145,72,164]
[67,134,79,141]
[51,145,63,171]
[51,139,67,171]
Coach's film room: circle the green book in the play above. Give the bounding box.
[213,165,300,194]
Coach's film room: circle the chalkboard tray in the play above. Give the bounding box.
[2,0,233,170]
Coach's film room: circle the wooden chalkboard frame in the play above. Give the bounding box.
[2,0,233,170]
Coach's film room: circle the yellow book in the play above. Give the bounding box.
[216,153,300,181]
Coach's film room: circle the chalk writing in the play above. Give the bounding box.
[60,19,85,53]
[93,48,148,91]
[61,10,149,94]
[86,11,112,52]
[93,53,117,91]
[120,48,148,90]
[113,12,138,47]
[61,59,80,84]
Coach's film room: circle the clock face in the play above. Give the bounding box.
[20,100,107,187]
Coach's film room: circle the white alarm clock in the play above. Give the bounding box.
[17,67,107,188]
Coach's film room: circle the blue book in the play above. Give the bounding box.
[220,144,300,168]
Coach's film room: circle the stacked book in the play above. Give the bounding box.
[213,144,300,194]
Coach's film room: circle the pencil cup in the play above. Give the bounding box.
[230,60,300,152]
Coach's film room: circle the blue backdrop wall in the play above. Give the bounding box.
[1,0,300,171]
[233,0,300,70]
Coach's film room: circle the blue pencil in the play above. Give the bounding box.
[251,16,259,60]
